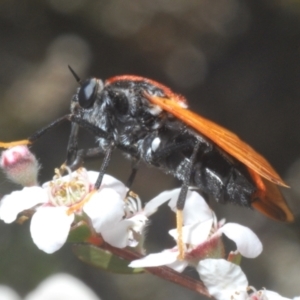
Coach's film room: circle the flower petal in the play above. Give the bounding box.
[129,250,179,268]
[83,188,124,233]
[0,187,47,223]
[101,214,148,248]
[168,190,212,225]
[0,285,21,300]
[169,218,213,245]
[197,259,248,300]
[250,290,292,300]
[167,259,189,272]
[218,223,263,258]
[30,206,74,253]
[24,273,100,300]
[85,171,100,185]
[143,189,180,216]
[87,173,128,199]
[101,219,132,248]
[144,188,212,224]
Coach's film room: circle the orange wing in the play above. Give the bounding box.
[247,168,294,221]
[145,93,294,222]
[145,93,288,188]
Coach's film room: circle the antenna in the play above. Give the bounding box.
[68,65,81,84]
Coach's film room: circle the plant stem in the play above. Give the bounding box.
[102,242,211,298]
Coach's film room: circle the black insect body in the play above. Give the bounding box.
[70,76,256,208]
[2,72,292,222]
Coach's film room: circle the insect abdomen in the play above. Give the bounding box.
[143,126,256,207]
[191,147,256,206]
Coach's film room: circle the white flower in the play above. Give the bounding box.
[0,285,21,300]
[30,206,75,254]
[92,190,149,249]
[0,273,101,300]
[24,273,101,300]
[0,168,127,253]
[197,259,249,300]
[130,188,262,271]
[129,189,214,271]
[215,222,263,259]
[198,259,296,300]
[248,289,294,300]
[143,188,212,223]
[0,186,48,223]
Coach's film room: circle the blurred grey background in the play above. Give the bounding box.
[0,0,299,299]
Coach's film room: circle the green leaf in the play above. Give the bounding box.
[72,244,144,274]
[68,222,93,243]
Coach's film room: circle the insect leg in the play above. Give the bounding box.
[66,116,142,186]
[0,114,112,150]
[69,115,113,140]
[64,121,107,171]
[63,115,118,171]
[66,122,79,166]
[126,159,140,188]
[66,147,106,171]
[64,117,116,188]
[94,141,115,189]
[176,139,200,260]
[0,115,71,148]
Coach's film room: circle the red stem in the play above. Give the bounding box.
[102,243,211,298]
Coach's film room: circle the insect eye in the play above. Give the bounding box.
[78,78,98,108]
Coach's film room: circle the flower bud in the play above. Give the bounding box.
[1,146,39,186]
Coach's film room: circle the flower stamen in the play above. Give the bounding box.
[124,191,142,217]
[67,189,97,216]
[48,168,90,209]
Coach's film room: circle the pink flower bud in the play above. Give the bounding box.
[1,146,39,186]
